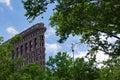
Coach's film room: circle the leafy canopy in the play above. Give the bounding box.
[23,0,120,57]
[0,35,120,79]
[22,0,120,79]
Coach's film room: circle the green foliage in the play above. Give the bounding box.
[23,0,120,57]
[99,58,120,80]
[10,34,22,44]
[7,63,46,80]
[22,0,51,21]
[20,63,46,80]
[46,52,73,80]
[23,0,120,79]
[0,35,120,80]
[73,58,96,80]
[49,0,120,57]
[0,37,15,80]
[0,36,3,44]
[46,52,100,80]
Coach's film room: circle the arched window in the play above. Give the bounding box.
[34,38,37,48]
[29,40,32,51]
[25,43,28,53]
[20,45,23,56]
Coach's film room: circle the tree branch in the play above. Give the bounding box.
[94,28,120,40]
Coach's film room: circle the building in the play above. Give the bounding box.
[13,23,46,68]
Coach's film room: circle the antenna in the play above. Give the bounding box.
[71,43,75,62]
[71,42,81,62]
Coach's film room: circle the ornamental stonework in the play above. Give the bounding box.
[13,23,46,69]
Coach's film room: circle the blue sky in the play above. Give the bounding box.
[0,0,109,61]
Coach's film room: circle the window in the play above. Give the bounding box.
[29,40,32,51]
[20,45,23,56]
[40,35,44,40]
[42,42,44,46]
[16,48,19,58]
[41,35,44,40]
[34,38,37,48]
[25,43,28,53]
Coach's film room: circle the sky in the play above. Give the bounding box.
[0,0,109,62]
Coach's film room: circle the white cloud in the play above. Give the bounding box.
[96,51,109,62]
[107,37,117,43]
[45,28,56,38]
[45,43,61,54]
[69,51,87,59]
[107,34,120,43]
[69,50,109,62]
[0,0,12,10]
[100,33,120,43]
[6,26,18,36]
[99,33,107,41]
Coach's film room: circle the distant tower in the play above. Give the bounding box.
[13,23,46,68]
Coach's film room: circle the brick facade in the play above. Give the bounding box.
[13,23,46,68]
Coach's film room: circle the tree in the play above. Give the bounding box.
[46,52,99,80]
[73,57,99,80]
[7,62,46,80]
[0,36,20,80]
[23,0,120,57]
[23,0,120,56]
[46,52,73,80]
[99,58,120,80]
[22,0,120,79]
